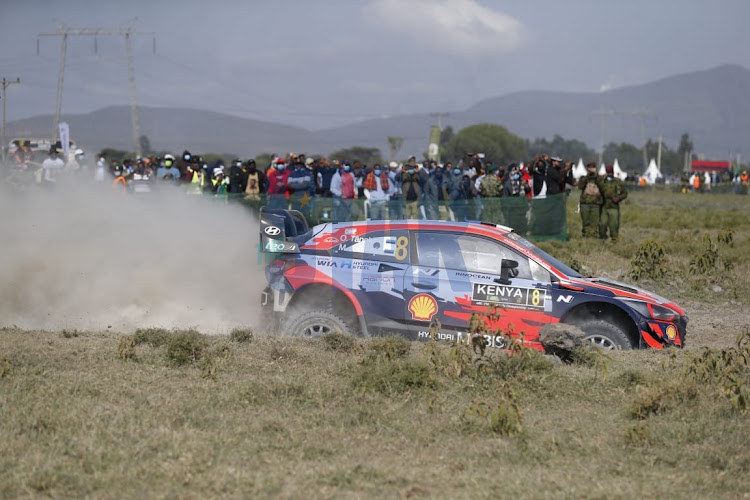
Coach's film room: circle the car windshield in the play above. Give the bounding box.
[505,232,583,278]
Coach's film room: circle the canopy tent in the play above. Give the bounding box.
[598,159,627,180]
[572,158,587,180]
[642,159,662,185]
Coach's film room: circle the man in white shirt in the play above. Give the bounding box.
[42,147,65,186]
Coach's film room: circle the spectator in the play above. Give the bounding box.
[445,166,474,221]
[287,157,316,218]
[330,161,356,222]
[228,159,246,194]
[501,163,530,234]
[266,158,290,209]
[157,154,180,181]
[363,163,389,220]
[400,162,421,219]
[479,163,502,223]
[387,161,403,220]
[420,160,440,220]
[42,147,64,187]
[316,157,336,197]
[244,159,266,199]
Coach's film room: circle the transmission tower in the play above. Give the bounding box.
[591,107,652,168]
[1,77,21,163]
[38,21,155,156]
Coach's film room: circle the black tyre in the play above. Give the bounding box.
[575,318,633,350]
[282,310,354,338]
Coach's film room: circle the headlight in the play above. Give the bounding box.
[624,300,676,321]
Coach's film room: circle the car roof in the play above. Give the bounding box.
[323,219,513,236]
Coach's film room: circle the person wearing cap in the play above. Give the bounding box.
[599,165,628,241]
[210,167,229,199]
[157,154,180,181]
[244,159,266,199]
[400,161,421,219]
[578,162,604,238]
[228,158,246,194]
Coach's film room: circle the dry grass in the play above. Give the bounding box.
[1,329,749,498]
[2,188,750,497]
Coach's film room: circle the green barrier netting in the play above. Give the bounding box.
[227,193,569,241]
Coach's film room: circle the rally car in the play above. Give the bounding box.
[259,208,687,350]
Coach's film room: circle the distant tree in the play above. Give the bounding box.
[677,133,693,158]
[440,126,454,146]
[255,153,275,171]
[527,134,596,163]
[441,124,526,165]
[330,146,383,166]
[602,142,646,171]
[387,136,404,161]
[138,135,152,154]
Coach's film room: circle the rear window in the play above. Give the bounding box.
[332,230,410,263]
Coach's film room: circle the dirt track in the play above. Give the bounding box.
[682,299,750,349]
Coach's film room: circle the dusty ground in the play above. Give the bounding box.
[681,299,750,349]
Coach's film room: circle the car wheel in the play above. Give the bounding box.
[575,318,632,350]
[282,310,354,338]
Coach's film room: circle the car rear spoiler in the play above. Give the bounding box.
[259,207,310,253]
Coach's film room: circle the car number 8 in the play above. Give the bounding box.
[394,236,409,261]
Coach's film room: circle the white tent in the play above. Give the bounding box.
[642,159,662,185]
[599,163,606,175]
[572,158,587,180]
[613,158,627,180]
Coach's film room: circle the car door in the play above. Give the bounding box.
[328,229,410,335]
[405,231,554,347]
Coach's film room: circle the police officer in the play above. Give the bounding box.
[577,162,604,238]
[599,165,628,241]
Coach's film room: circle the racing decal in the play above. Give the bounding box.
[556,295,574,303]
[416,330,508,349]
[394,236,409,261]
[455,271,493,280]
[264,225,281,236]
[323,236,338,244]
[408,293,438,321]
[471,283,547,310]
[361,275,395,288]
[264,240,297,252]
[665,325,677,341]
[314,258,373,270]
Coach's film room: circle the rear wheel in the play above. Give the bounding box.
[282,310,354,338]
[575,318,632,350]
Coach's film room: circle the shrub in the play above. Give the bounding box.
[61,329,79,338]
[629,239,667,281]
[133,328,171,348]
[118,336,136,361]
[322,331,357,353]
[0,357,11,378]
[229,328,254,344]
[165,330,208,366]
[463,384,523,437]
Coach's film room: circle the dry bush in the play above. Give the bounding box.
[164,329,207,366]
[229,328,254,344]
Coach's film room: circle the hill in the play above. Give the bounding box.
[6,64,750,161]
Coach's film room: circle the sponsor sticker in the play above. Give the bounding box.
[264,225,281,236]
[471,283,546,310]
[665,325,677,341]
[323,236,338,244]
[408,293,438,321]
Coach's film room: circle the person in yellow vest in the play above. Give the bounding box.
[187,162,205,195]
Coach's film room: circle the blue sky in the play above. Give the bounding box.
[1,0,748,130]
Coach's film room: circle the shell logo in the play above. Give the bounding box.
[408,294,438,321]
[665,325,677,341]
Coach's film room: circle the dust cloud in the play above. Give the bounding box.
[0,184,265,334]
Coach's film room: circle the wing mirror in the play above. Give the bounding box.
[494,259,519,285]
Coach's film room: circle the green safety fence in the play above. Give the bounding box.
[227,193,569,241]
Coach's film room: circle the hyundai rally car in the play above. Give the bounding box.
[259,208,687,350]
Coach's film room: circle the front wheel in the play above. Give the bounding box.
[281,310,355,338]
[574,318,632,350]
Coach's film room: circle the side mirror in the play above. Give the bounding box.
[494,259,519,285]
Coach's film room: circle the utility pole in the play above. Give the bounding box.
[38,21,155,156]
[429,112,450,131]
[1,77,21,164]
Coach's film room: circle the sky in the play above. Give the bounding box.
[1,0,749,131]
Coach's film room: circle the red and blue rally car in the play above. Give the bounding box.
[259,208,687,350]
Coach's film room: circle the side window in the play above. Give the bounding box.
[415,231,533,280]
[332,230,410,263]
[457,236,532,280]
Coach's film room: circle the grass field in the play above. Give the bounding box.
[2,188,750,498]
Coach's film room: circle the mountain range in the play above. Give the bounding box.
[6,64,749,161]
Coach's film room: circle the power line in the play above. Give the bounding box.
[591,106,653,167]
[1,77,21,163]
[37,21,155,156]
